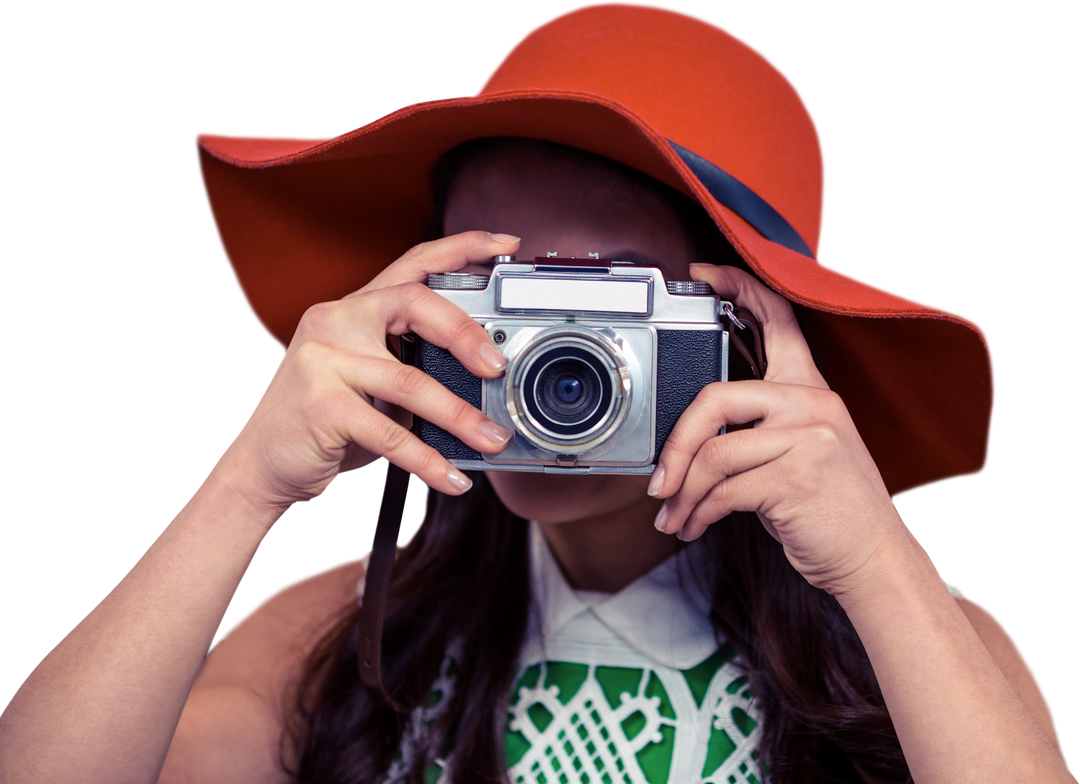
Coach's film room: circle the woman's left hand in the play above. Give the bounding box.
[649,264,908,597]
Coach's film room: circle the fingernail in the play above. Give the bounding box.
[481,419,512,445]
[480,343,507,372]
[489,233,520,244]
[647,464,665,497]
[689,263,714,267]
[446,468,473,494]
[654,504,669,533]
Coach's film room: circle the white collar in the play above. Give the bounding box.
[524,521,718,670]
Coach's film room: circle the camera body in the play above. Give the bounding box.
[413,255,735,475]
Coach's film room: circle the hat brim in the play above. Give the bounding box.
[199,88,990,494]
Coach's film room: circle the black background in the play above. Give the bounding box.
[6,1,1071,760]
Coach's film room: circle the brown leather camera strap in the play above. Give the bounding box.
[357,311,766,703]
[356,460,410,709]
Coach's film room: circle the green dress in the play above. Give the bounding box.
[385,523,763,784]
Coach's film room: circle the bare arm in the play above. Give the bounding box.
[653,264,1074,782]
[0,231,517,784]
[837,535,1070,783]
[159,560,365,784]
[0,463,281,784]
[956,597,1058,746]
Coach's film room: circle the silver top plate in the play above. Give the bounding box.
[498,275,651,315]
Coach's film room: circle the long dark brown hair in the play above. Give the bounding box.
[286,140,912,784]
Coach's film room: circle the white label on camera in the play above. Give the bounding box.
[499,277,650,314]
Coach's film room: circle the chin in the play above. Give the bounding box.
[486,470,653,524]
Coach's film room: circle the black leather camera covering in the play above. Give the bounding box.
[415,342,485,461]
[414,329,724,464]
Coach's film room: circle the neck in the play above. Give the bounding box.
[540,496,681,592]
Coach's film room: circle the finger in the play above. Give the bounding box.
[651,381,770,500]
[688,264,827,389]
[342,354,512,454]
[377,282,509,377]
[334,391,476,495]
[357,231,521,294]
[651,380,834,499]
[653,427,796,538]
[374,397,412,430]
[298,282,509,378]
[339,396,409,474]
[674,463,788,542]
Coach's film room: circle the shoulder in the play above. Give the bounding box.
[158,559,366,784]
[955,596,1059,746]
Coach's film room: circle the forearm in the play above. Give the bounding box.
[0,459,284,784]
[838,531,1074,783]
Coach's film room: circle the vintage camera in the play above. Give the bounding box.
[412,255,743,475]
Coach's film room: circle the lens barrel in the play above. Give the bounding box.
[506,326,631,453]
[525,348,611,434]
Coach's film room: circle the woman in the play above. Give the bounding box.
[0,6,1072,783]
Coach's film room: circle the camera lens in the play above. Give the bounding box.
[537,358,600,424]
[524,347,612,436]
[503,325,636,456]
[554,375,582,405]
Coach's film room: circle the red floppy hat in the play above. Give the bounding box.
[198,4,991,495]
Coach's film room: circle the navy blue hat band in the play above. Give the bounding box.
[668,140,815,259]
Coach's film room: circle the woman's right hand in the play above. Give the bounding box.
[219,230,521,512]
